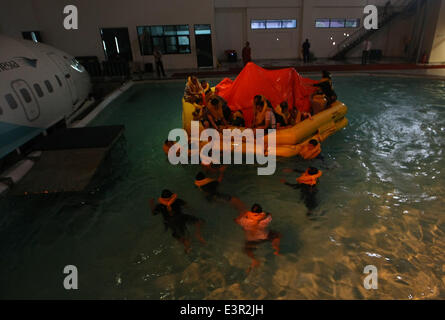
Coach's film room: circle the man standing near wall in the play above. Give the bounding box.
[154,47,166,78]
[362,39,372,65]
[302,39,311,63]
[242,42,251,66]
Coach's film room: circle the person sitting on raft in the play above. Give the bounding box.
[206,97,228,130]
[313,70,337,107]
[281,167,322,216]
[234,203,281,272]
[274,101,297,127]
[201,80,211,98]
[253,95,276,130]
[184,75,204,104]
[150,189,206,253]
[230,109,245,127]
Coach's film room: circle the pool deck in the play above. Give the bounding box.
[127,58,445,82]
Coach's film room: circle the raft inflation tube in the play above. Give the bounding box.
[181,97,348,159]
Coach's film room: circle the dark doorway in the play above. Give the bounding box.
[100,28,133,61]
[194,24,213,68]
[22,31,42,43]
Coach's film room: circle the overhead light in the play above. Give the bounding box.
[333,42,336,45]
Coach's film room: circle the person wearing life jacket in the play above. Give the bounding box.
[254,96,276,130]
[235,203,281,272]
[253,95,268,128]
[231,109,245,127]
[299,139,322,160]
[184,75,204,104]
[281,167,322,216]
[149,189,206,253]
[162,139,176,156]
[200,150,226,174]
[206,97,228,130]
[201,80,211,97]
[274,101,295,127]
[194,169,233,202]
[313,70,337,106]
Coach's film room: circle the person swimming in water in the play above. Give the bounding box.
[194,169,232,202]
[235,203,281,272]
[281,167,322,216]
[299,139,323,160]
[150,189,205,253]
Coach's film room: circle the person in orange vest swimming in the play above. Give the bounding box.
[149,189,205,253]
[235,203,281,272]
[194,169,232,202]
[299,139,323,160]
[281,167,322,216]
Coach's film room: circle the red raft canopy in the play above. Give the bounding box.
[215,62,319,127]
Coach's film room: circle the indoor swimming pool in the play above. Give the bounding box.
[0,75,444,299]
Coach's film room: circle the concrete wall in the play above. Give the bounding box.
[0,0,216,70]
[1,0,443,67]
[214,8,246,61]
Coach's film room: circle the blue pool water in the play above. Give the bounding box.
[0,75,444,299]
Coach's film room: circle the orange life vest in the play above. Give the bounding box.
[245,211,267,222]
[158,193,178,211]
[297,169,322,186]
[300,143,321,160]
[194,177,216,188]
[162,142,170,156]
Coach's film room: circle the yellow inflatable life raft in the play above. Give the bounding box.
[181,88,348,159]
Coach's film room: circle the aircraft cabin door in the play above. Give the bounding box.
[48,53,78,107]
[11,80,40,121]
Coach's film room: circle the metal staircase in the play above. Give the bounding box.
[331,0,419,60]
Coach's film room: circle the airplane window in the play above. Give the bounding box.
[44,80,54,93]
[34,83,44,97]
[5,94,18,109]
[20,88,32,103]
[55,75,62,87]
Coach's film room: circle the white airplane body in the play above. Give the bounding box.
[0,35,91,158]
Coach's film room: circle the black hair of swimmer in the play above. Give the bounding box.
[322,70,331,78]
[161,189,173,198]
[251,203,263,213]
[195,172,206,181]
[309,139,318,146]
[308,167,319,175]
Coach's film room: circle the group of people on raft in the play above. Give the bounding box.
[151,71,334,272]
[183,70,337,132]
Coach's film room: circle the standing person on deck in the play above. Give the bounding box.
[302,39,311,63]
[362,39,372,65]
[154,47,166,78]
[242,42,252,66]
